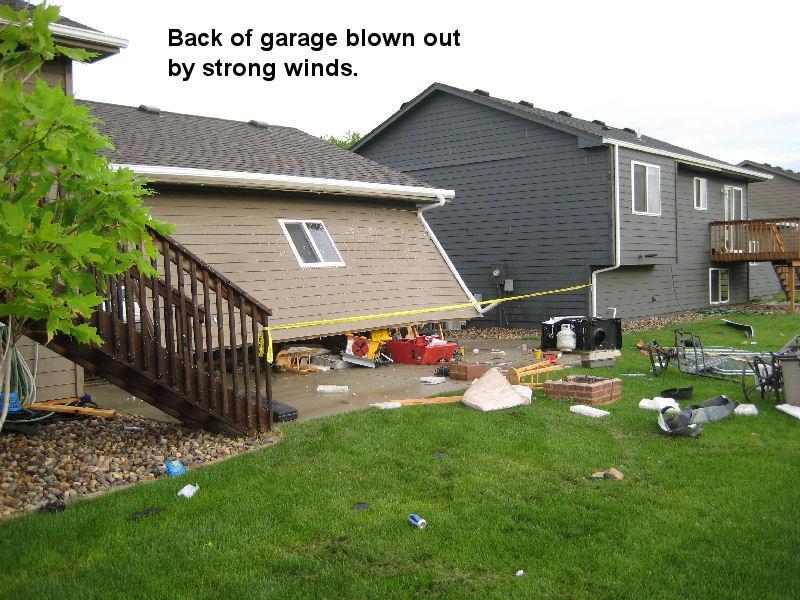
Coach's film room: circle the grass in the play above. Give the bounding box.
[2,314,800,598]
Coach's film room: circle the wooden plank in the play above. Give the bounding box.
[216,277,228,416]
[124,268,136,363]
[240,296,251,431]
[176,251,192,396]
[190,261,205,407]
[228,289,239,423]
[252,309,264,431]
[397,396,463,406]
[162,238,176,387]
[27,403,117,417]
[202,270,214,408]
[151,255,163,380]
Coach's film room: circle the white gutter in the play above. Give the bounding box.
[591,143,622,317]
[418,194,493,316]
[602,138,772,180]
[112,164,455,204]
[49,22,128,49]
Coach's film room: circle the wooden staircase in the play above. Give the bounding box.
[25,228,273,435]
[773,261,800,310]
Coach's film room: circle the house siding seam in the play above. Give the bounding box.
[356,91,613,328]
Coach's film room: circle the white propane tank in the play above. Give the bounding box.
[556,323,577,352]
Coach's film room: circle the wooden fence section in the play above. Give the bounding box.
[83,228,273,435]
[710,218,800,262]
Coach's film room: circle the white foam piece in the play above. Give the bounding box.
[316,385,349,393]
[512,385,533,401]
[639,397,680,413]
[570,404,610,418]
[777,404,800,420]
[371,401,402,410]
[177,484,199,499]
[734,403,759,416]
[461,368,530,412]
[420,376,446,385]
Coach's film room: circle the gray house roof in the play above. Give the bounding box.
[80,100,429,189]
[353,83,768,181]
[738,160,800,184]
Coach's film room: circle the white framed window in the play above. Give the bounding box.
[631,161,661,216]
[278,219,345,267]
[693,177,707,210]
[709,268,730,305]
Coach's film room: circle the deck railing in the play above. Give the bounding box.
[710,218,800,262]
[89,228,273,434]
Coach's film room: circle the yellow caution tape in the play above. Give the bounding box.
[258,282,592,362]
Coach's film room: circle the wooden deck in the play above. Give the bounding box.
[710,218,800,262]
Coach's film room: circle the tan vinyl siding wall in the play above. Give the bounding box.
[22,56,72,94]
[147,190,478,342]
[17,337,83,402]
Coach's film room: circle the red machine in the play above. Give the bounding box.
[385,336,458,365]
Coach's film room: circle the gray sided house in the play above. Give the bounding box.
[738,161,800,299]
[353,83,773,327]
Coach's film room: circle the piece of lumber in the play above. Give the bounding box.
[27,404,117,417]
[397,396,463,406]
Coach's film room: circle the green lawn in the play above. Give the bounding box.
[2,313,800,599]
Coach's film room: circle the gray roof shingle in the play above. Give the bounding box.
[79,100,428,188]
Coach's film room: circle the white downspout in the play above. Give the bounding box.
[418,194,497,315]
[591,142,622,317]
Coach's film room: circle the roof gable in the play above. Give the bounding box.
[354,83,767,180]
[738,160,800,184]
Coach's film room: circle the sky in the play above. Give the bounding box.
[55,0,800,170]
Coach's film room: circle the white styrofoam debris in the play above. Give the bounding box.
[371,401,402,410]
[512,385,533,401]
[639,397,680,413]
[570,404,610,418]
[734,403,759,416]
[777,404,800,419]
[177,484,199,499]
[420,376,446,385]
[316,385,349,394]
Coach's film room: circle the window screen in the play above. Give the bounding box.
[280,220,344,267]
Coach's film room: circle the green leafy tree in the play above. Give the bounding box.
[323,131,361,149]
[0,3,171,428]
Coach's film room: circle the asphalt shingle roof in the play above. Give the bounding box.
[2,0,100,32]
[79,100,427,188]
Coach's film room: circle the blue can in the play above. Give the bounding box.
[165,460,186,477]
[408,514,427,529]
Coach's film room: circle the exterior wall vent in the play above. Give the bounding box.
[518,100,534,108]
[473,89,490,96]
[138,105,161,115]
[558,110,572,117]
[248,120,270,129]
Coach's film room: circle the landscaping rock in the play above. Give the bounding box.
[590,468,624,481]
[0,415,278,518]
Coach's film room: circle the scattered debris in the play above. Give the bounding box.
[165,460,186,477]
[408,513,427,529]
[490,349,506,358]
[722,319,755,340]
[449,363,489,381]
[508,361,565,390]
[461,368,531,412]
[370,401,402,410]
[127,507,163,521]
[569,405,610,418]
[123,425,144,432]
[639,397,680,413]
[589,468,624,481]
[621,373,646,377]
[433,365,451,378]
[580,349,621,368]
[544,376,622,405]
[776,404,800,420]
[398,396,462,406]
[657,407,702,437]
[516,570,525,577]
[177,483,199,499]
[735,404,759,416]
[686,396,737,423]
[351,502,369,511]
[316,385,349,394]
[26,397,116,418]
[472,348,480,355]
[660,387,693,400]
[420,376,446,385]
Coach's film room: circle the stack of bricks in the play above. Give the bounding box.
[542,375,622,405]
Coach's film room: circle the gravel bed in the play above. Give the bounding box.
[452,304,787,340]
[0,415,277,518]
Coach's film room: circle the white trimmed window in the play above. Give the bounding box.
[632,161,661,215]
[693,177,707,210]
[279,219,345,267]
[709,268,730,305]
